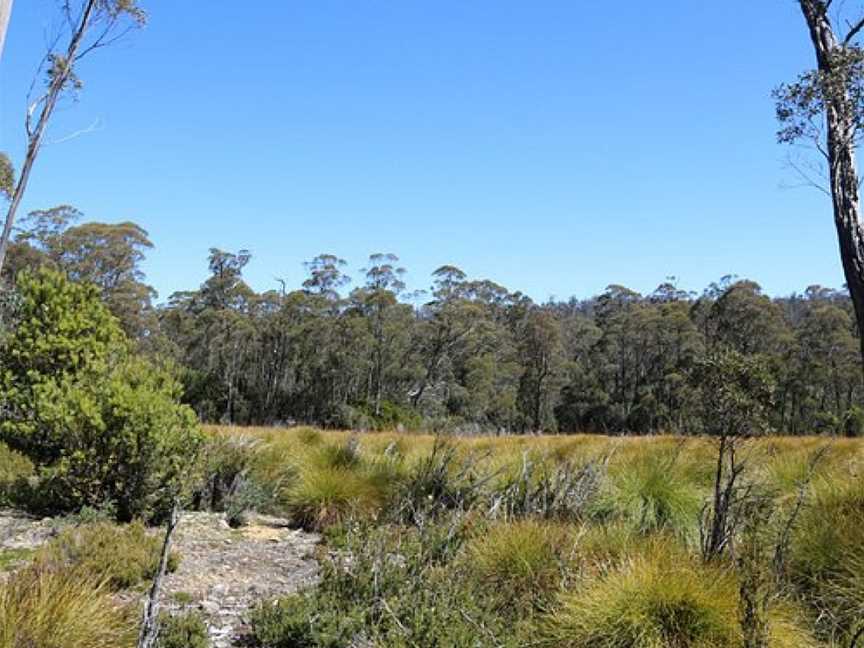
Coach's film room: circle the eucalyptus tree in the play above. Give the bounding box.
[6,205,157,339]
[0,0,147,274]
[777,0,864,365]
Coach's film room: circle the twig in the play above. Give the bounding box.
[137,500,181,648]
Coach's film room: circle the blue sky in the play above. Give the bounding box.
[0,1,842,303]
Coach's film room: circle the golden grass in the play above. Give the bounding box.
[464,519,575,609]
[0,563,137,648]
[540,539,818,648]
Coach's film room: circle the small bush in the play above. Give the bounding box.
[295,427,323,446]
[248,596,319,648]
[251,515,520,647]
[318,437,363,470]
[489,453,602,521]
[34,521,179,590]
[191,432,296,524]
[155,611,210,648]
[390,439,491,524]
[0,562,136,648]
[541,542,814,648]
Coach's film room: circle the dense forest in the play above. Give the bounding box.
[3,204,862,436]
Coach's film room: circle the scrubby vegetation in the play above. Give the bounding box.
[190,426,861,648]
[34,520,179,590]
[0,268,201,520]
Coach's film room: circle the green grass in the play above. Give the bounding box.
[464,519,573,611]
[207,425,864,646]
[788,473,864,640]
[541,540,816,648]
[0,548,34,572]
[34,520,179,590]
[590,448,703,542]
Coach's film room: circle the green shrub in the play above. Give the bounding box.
[155,611,209,648]
[295,427,323,446]
[191,432,295,525]
[251,516,521,648]
[318,438,363,470]
[0,442,33,506]
[0,562,137,648]
[248,596,319,648]
[34,521,179,590]
[288,466,383,530]
[540,542,815,648]
[0,269,202,520]
[390,439,488,524]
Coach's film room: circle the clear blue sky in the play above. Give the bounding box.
[0,1,843,303]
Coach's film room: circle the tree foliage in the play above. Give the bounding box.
[0,268,200,520]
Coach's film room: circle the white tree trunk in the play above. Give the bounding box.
[0,0,12,63]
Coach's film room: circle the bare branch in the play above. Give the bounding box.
[782,152,832,196]
[843,16,864,44]
[48,117,102,144]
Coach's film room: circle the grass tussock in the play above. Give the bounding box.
[465,519,573,610]
[788,473,864,639]
[0,562,136,648]
[34,520,179,590]
[591,449,702,542]
[541,541,816,648]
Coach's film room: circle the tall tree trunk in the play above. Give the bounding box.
[0,0,12,63]
[0,0,97,274]
[799,1,864,369]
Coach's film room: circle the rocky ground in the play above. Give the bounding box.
[0,509,321,647]
[162,512,320,646]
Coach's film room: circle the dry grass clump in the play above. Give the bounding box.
[0,562,136,648]
[34,520,178,590]
[541,541,816,648]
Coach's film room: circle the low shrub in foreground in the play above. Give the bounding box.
[0,562,136,648]
[35,520,179,590]
[540,542,816,648]
[155,610,210,648]
[250,515,524,647]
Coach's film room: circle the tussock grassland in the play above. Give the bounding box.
[207,425,863,647]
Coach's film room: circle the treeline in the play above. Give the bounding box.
[4,206,863,435]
